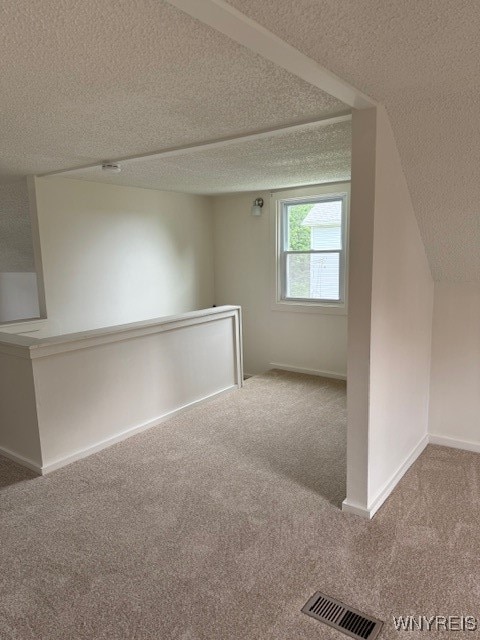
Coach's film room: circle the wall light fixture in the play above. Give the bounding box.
[251,197,264,217]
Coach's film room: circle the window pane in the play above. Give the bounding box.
[286,200,342,251]
[286,253,340,300]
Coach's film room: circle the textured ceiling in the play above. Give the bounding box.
[4,0,476,280]
[62,120,351,194]
[0,0,346,184]
[226,0,480,281]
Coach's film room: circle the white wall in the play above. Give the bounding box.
[344,106,434,518]
[33,308,242,471]
[368,106,434,509]
[0,273,39,323]
[34,178,215,334]
[345,109,376,512]
[212,186,348,377]
[0,306,242,473]
[0,349,42,468]
[429,282,480,452]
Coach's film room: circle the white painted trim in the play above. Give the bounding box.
[1,306,243,475]
[429,434,480,454]
[234,306,244,388]
[0,446,42,475]
[341,499,369,518]
[268,180,352,196]
[26,176,47,319]
[0,306,241,358]
[269,362,346,381]
[367,434,429,518]
[0,335,36,359]
[166,0,376,109]
[41,114,351,178]
[270,184,351,317]
[0,318,47,334]
[343,435,429,519]
[40,385,238,474]
[30,308,240,358]
[271,301,347,316]
[353,436,480,509]
[363,431,480,516]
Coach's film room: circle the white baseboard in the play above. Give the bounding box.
[367,434,429,518]
[341,499,370,518]
[1,385,238,476]
[342,434,429,520]
[0,446,42,474]
[269,362,347,381]
[41,384,238,474]
[429,433,480,454]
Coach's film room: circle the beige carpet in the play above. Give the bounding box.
[0,370,478,639]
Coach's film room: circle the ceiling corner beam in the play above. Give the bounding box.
[165,0,377,110]
[39,113,351,178]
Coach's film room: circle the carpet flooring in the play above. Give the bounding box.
[0,370,479,639]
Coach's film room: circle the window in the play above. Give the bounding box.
[277,194,347,306]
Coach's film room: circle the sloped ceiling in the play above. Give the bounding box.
[62,120,351,194]
[0,0,346,183]
[225,0,480,281]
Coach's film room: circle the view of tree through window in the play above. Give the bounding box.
[288,204,312,251]
[287,204,314,298]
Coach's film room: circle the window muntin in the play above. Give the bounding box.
[279,196,346,304]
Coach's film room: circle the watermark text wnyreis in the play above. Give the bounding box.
[393,616,478,632]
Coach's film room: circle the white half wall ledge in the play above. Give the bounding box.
[0,306,243,474]
[0,318,48,335]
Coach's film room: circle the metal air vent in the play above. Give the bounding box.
[302,592,383,640]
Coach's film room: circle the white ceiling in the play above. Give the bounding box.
[3,0,477,280]
[62,120,351,194]
[0,0,346,184]
[225,0,480,281]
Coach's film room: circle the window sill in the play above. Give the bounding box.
[271,300,347,316]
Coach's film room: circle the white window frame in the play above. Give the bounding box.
[272,185,349,315]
